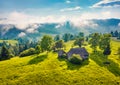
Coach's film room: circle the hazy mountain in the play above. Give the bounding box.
[0,18,120,40]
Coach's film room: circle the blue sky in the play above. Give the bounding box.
[0,0,100,15]
[0,0,120,27]
[0,0,99,10]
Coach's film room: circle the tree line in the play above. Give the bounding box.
[110,30,120,39]
[0,32,120,61]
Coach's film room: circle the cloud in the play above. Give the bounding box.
[78,11,120,19]
[0,24,14,36]
[26,24,40,33]
[91,0,120,8]
[66,0,71,4]
[18,32,26,37]
[118,23,120,26]
[70,18,98,28]
[60,6,81,12]
[55,24,61,29]
[0,11,34,30]
[0,10,120,32]
[0,11,67,30]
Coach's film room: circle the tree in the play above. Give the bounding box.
[85,36,89,42]
[13,44,19,55]
[54,40,64,50]
[114,30,119,37]
[99,34,111,51]
[103,44,111,56]
[69,34,74,40]
[62,33,71,42]
[117,32,120,39]
[35,45,41,54]
[40,35,53,52]
[110,31,114,37]
[54,35,60,41]
[0,45,12,60]
[89,33,100,52]
[78,32,84,38]
[8,46,15,56]
[74,37,84,47]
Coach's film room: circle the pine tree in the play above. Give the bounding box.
[0,45,12,60]
[54,35,60,41]
[114,30,119,37]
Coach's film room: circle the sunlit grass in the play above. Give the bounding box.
[0,40,18,46]
[0,40,120,85]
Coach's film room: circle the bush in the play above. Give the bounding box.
[60,54,67,59]
[69,54,83,64]
[19,48,36,57]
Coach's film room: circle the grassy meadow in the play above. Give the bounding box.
[0,40,120,85]
[0,40,18,46]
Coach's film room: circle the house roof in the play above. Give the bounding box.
[67,47,89,59]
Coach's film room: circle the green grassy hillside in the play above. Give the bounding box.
[0,40,120,85]
[0,40,18,46]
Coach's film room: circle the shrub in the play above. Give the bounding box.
[19,48,36,57]
[60,54,67,59]
[69,54,83,64]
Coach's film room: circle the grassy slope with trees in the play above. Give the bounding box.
[0,39,120,85]
[0,40,18,46]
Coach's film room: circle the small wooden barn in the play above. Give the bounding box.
[67,47,89,60]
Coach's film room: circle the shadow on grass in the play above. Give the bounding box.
[28,54,48,65]
[90,51,120,76]
[58,57,89,70]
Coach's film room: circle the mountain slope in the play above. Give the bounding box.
[0,18,120,40]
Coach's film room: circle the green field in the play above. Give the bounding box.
[0,40,18,46]
[0,40,120,85]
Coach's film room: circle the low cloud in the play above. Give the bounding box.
[26,24,40,33]
[18,32,26,37]
[71,19,98,29]
[118,23,120,26]
[55,24,61,29]
[0,11,67,31]
[0,10,120,32]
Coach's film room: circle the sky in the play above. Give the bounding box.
[0,0,120,28]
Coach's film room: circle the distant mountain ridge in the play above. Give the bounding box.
[0,18,120,40]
